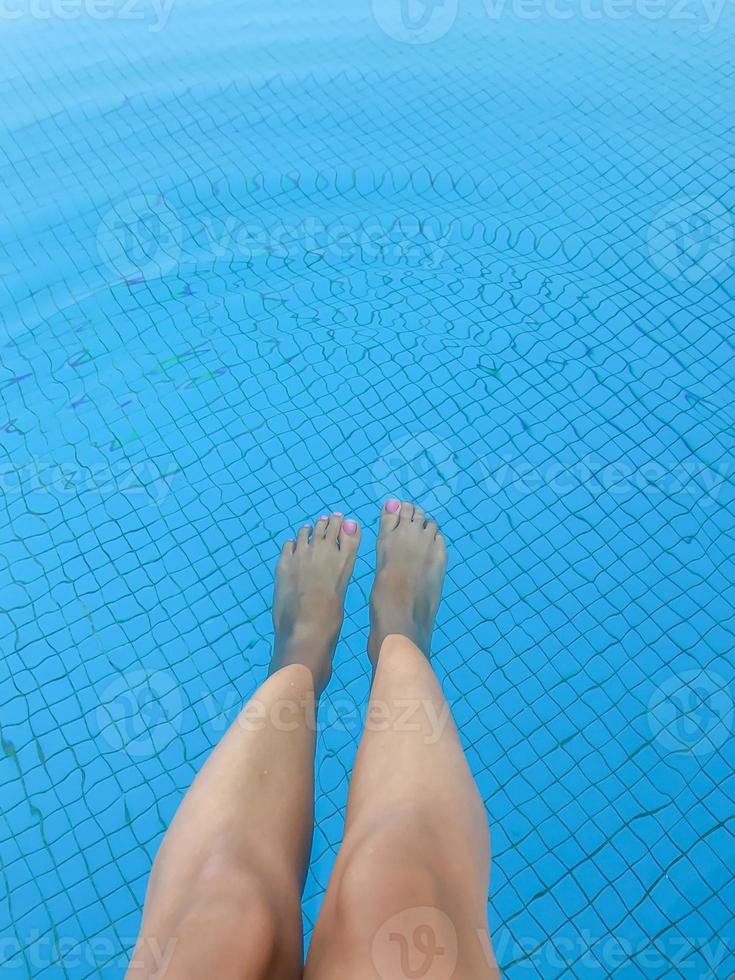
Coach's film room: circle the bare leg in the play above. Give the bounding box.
[127,513,361,980]
[305,500,499,980]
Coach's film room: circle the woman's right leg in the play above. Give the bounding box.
[127,513,361,980]
[305,500,499,980]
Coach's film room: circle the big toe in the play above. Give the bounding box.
[380,498,401,533]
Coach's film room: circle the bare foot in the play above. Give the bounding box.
[368,499,447,667]
[271,513,361,696]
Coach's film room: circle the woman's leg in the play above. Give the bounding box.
[305,500,499,980]
[127,513,361,980]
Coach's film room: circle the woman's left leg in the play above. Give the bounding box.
[127,514,361,980]
[305,500,498,980]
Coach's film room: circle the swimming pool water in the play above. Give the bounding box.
[1,1,734,976]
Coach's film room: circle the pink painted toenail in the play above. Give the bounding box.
[385,499,400,513]
[342,519,358,535]
[319,515,329,521]
[333,512,343,517]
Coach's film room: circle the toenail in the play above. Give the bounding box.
[319,515,329,520]
[333,512,343,517]
[342,519,357,535]
[385,499,400,513]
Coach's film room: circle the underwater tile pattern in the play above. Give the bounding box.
[0,0,734,976]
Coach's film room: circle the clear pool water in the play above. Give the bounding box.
[1,1,734,976]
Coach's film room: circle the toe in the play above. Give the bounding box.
[398,500,414,525]
[314,515,330,540]
[280,538,295,558]
[412,504,425,524]
[380,498,401,532]
[425,519,439,537]
[296,524,312,549]
[434,531,448,561]
[338,518,361,554]
[325,512,344,544]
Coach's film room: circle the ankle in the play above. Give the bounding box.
[369,607,430,662]
[270,620,341,695]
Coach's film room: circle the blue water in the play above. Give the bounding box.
[1,1,734,976]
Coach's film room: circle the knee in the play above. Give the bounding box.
[329,818,446,929]
[311,829,466,980]
[175,855,281,965]
[140,850,303,979]
[191,850,290,915]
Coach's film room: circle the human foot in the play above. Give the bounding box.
[368,499,447,667]
[271,513,361,696]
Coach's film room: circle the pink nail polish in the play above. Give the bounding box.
[319,515,329,521]
[385,499,400,513]
[333,512,343,517]
[342,519,358,535]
